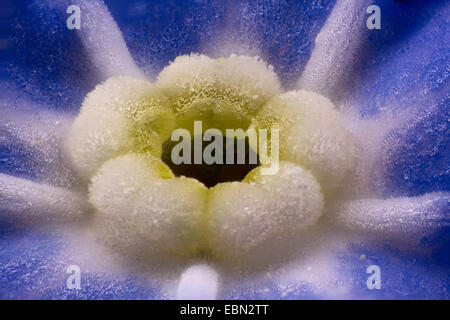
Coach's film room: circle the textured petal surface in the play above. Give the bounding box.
[0,173,87,224]
[329,193,450,240]
[89,153,207,265]
[253,90,358,195]
[157,53,281,132]
[208,162,323,268]
[65,76,174,179]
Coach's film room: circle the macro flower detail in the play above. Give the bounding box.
[1,0,448,300]
[65,54,356,269]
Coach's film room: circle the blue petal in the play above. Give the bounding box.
[378,96,450,196]
[1,0,98,110]
[350,0,449,116]
[337,241,450,299]
[343,1,450,195]
[0,220,161,299]
[107,0,335,87]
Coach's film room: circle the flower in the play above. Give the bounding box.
[0,0,448,299]
[64,53,357,268]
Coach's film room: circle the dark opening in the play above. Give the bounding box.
[161,136,260,188]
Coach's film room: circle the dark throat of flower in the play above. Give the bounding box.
[161,136,260,188]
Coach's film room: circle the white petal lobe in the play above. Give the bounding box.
[208,162,324,268]
[89,153,207,264]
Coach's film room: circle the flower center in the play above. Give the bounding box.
[161,135,260,188]
[65,54,358,268]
